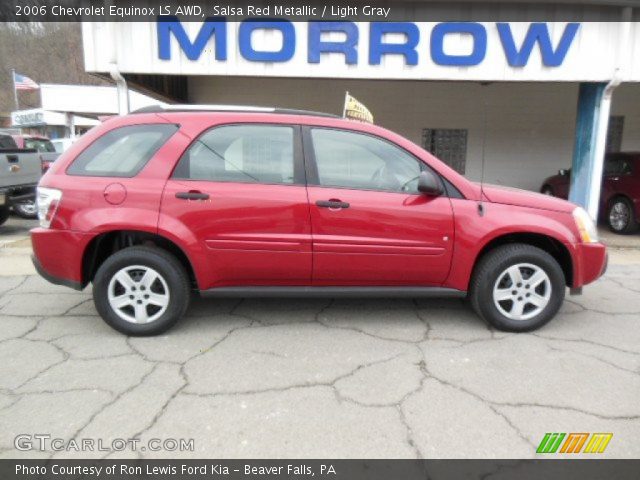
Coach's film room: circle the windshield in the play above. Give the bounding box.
[24,138,55,152]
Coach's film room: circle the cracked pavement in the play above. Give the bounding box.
[1,218,639,459]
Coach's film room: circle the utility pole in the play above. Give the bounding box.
[11,68,20,110]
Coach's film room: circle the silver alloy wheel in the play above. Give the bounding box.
[107,265,170,324]
[609,201,630,231]
[493,263,552,321]
[15,201,37,216]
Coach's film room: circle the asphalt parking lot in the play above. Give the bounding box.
[1,217,639,459]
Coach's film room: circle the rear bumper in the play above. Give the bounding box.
[30,227,93,290]
[31,254,82,290]
[571,242,608,289]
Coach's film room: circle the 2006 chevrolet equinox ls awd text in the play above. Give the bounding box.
[31,106,607,336]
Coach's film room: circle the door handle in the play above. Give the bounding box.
[316,199,350,209]
[7,155,18,163]
[176,191,210,200]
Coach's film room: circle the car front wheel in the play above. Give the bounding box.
[93,246,191,336]
[470,244,565,332]
[607,197,638,234]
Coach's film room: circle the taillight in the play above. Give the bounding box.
[37,187,62,228]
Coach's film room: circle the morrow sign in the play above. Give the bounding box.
[158,20,579,67]
[82,21,639,81]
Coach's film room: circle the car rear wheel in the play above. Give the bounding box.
[12,200,38,219]
[607,197,638,234]
[470,244,565,332]
[93,246,191,336]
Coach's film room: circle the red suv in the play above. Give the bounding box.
[541,152,640,234]
[32,106,607,335]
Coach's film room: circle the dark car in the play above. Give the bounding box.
[541,152,640,234]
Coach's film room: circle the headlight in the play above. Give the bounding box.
[572,207,598,243]
[37,187,62,228]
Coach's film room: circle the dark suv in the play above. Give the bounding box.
[32,106,607,335]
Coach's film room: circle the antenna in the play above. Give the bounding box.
[478,82,490,217]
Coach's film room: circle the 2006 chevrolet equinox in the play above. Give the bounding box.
[31,106,607,336]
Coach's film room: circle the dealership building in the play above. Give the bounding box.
[81,2,640,219]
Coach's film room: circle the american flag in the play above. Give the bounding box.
[13,71,39,91]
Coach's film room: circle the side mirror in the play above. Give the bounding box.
[417,171,444,196]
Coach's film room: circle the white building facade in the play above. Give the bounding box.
[81,3,640,218]
[11,84,165,139]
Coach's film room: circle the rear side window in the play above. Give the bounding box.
[67,124,178,177]
[173,125,295,185]
[604,156,633,176]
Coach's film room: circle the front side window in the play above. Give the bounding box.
[67,124,178,177]
[310,128,424,193]
[173,125,295,185]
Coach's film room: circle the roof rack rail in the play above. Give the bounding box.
[131,104,340,118]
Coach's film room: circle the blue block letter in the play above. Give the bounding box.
[308,22,358,64]
[369,23,419,65]
[239,21,295,62]
[431,23,487,66]
[158,17,227,61]
[497,22,579,67]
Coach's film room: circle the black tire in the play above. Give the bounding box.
[12,200,38,219]
[469,244,565,332]
[93,246,191,336]
[0,206,9,226]
[607,196,638,234]
[540,185,554,196]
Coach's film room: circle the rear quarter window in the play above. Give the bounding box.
[67,124,178,177]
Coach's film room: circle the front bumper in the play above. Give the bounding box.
[572,242,608,289]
